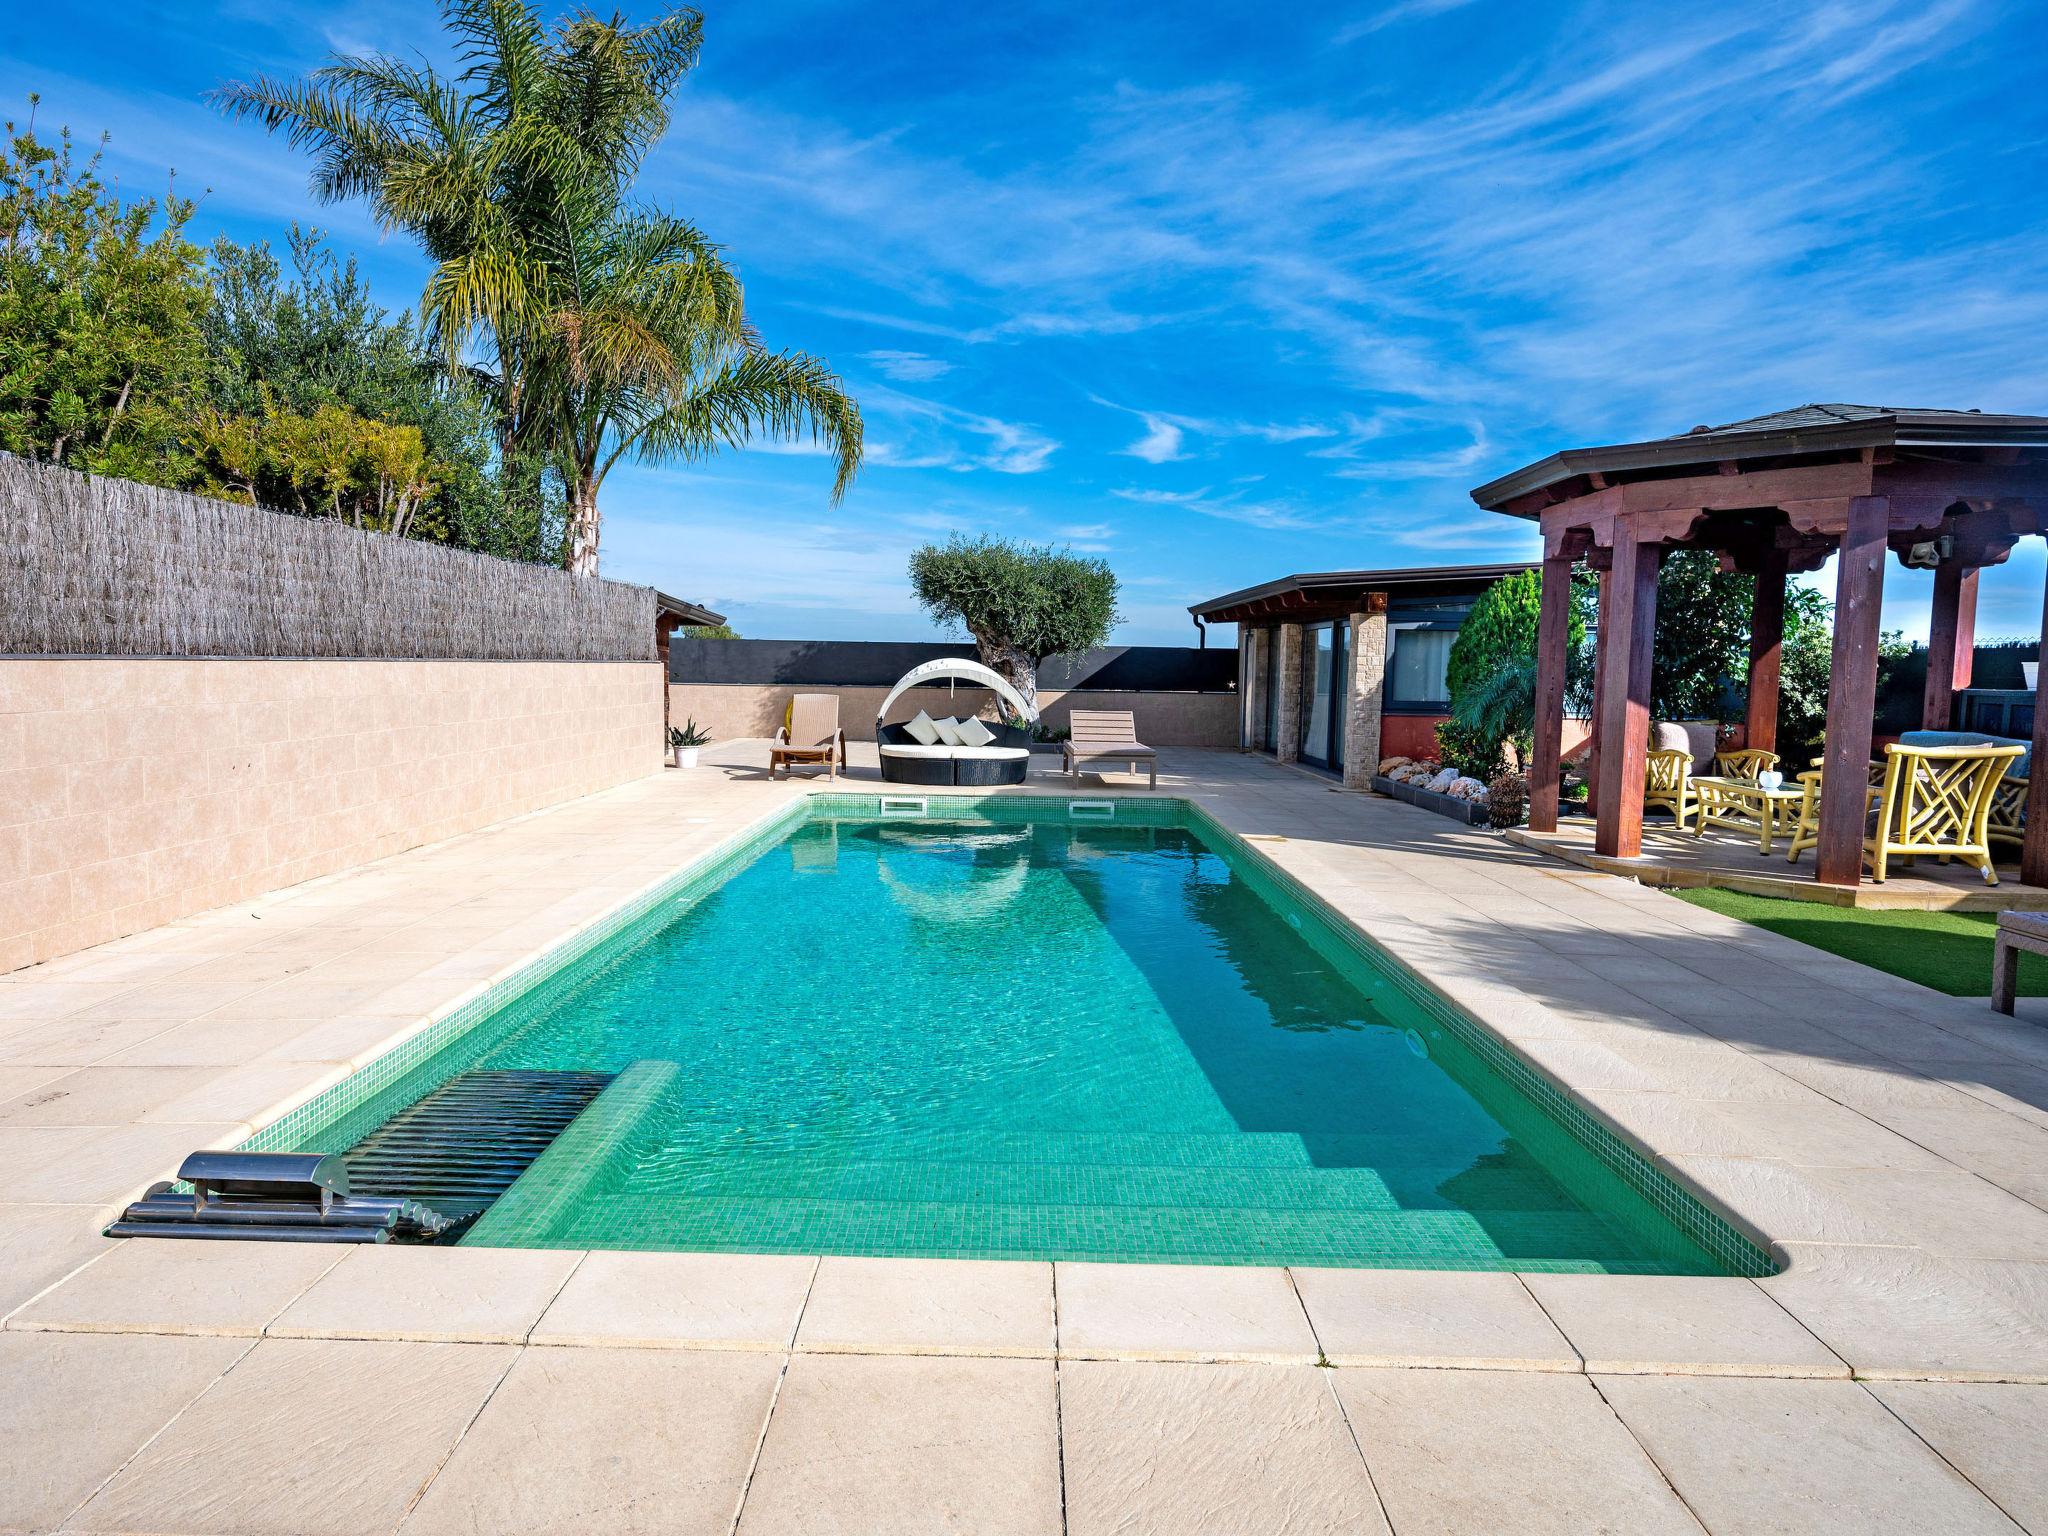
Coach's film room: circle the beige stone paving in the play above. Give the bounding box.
[1,745,2047,1530]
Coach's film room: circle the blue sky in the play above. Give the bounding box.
[5,0,2046,645]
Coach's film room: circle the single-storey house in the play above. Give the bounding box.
[1189,562,1533,787]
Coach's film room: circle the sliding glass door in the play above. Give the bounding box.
[1299,621,1348,771]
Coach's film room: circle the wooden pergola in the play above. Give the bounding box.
[1470,405,2048,888]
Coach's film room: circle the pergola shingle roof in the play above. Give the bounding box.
[1472,404,2048,514]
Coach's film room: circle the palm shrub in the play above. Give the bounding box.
[216,2,861,574]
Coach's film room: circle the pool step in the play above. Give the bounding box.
[632,1151,1586,1216]
[545,1192,1709,1274]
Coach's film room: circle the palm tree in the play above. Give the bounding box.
[216,1,861,574]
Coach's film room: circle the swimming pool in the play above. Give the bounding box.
[250,797,1769,1275]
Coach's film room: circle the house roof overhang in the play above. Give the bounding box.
[1189,561,1535,626]
[654,590,727,630]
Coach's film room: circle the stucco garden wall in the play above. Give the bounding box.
[2,658,664,972]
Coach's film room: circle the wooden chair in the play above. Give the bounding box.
[1710,748,1780,784]
[1992,910,2048,1013]
[1786,742,2024,883]
[770,693,846,781]
[1063,709,1157,789]
[1643,748,1697,828]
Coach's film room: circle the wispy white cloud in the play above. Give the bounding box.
[1110,486,1326,531]
[861,349,953,382]
[1334,0,1481,44]
[1124,414,1186,464]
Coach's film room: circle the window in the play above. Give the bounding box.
[1388,626,1455,707]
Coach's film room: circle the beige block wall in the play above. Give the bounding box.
[668,683,1239,749]
[1,658,664,973]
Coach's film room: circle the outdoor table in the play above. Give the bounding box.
[1693,776,1808,854]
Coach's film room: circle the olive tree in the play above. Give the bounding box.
[907,535,1120,716]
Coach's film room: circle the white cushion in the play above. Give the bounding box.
[931,716,967,746]
[955,715,996,747]
[879,743,953,758]
[952,746,1029,760]
[904,711,942,746]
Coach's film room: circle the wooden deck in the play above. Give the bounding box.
[1506,813,2048,910]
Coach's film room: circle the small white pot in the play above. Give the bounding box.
[673,746,700,769]
[2024,662,2038,693]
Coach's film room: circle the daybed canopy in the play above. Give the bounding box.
[875,656,1039,727]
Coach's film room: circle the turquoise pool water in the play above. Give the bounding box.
[277,798,1767,1274]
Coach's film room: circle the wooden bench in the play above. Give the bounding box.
[1992,910,2048,1014]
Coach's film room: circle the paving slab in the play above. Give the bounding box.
[1598,1373,2020,1535]
[269,1243,583,1343]
[1055,1262,1320,1364]
[735,1353,1060,1536]
[1060,1359,1388,1535]
[1521,1273,1847,1377]
[0,1065,220,1126]
[795,1256,1054,1357]
[404,1346,782,1535]
[0,1201,116,1316]
[1332,1366,1703,1535]
[0,1119,240,1207]
[69,1336,515,1536]
[0,1330,248,1534]
[11,1234,343,1337]
[1761,1242,2048,1382]
[1867,1381,2048,1533]
[530,1249,816,1350]
[1292,1266,1578,1370]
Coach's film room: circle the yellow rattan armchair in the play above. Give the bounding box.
[1990,775,2028,852]
[1644,748,1698,829]
[1786,743,2025,883]
[1710,748,1780,783]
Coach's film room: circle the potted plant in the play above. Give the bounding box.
[667,719,710,769]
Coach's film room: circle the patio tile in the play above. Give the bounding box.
[0,1330,249,1534]
[0,1202,117,1316]
[1332,1366,1702,1535]
[0,1064,220,1126]
[0,1062,71,1103]
[1054,1262,1320,1364]
[1061,1359,1388,1535]
[530,1249,815,1350]
[1291,1266,1578,1370]
[1597,1374,2019,1535]
[1763,1242,2048,1381]
[0,1119,240,1207]
[795,1256,1054,1357]
[68,1337,515,1536]
[735,1353,1060,1536]
[12,1234,344,1337]
[405,1346,781,1535]
[269,1243,582,1343]
[1520,1273,1847,1376]
[1867,1381,2048,1532]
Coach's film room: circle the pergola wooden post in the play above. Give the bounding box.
[1813,496,1890,886]
[1471,405,2048,893]
[1584,554,1614,819]
[2026,567,2048,887]
[1527,551,1573,832]
[1593,522,1662,859]
[1745,547,1787,755]
[1923,560,1979,730]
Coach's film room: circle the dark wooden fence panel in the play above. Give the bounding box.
[0,453,656,660]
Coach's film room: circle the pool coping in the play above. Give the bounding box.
[6,748,2048,1383]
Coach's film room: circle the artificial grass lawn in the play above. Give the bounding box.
[1674,887,2048,998]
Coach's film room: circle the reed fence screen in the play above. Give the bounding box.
[0,453,656,660]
